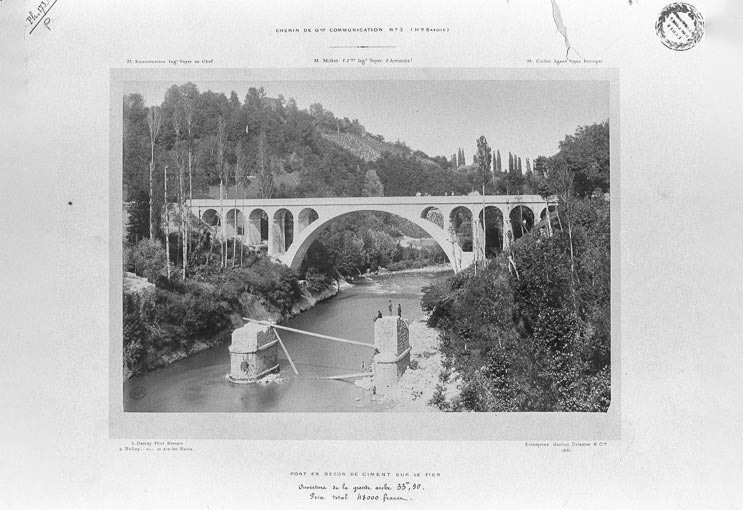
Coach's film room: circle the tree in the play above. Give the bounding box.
[476,136,493,264]
[126,189,150,245]
[457,148,465,167]
[216,115,228,268]
[123,94,151,201]
[476,136,493,190]
[495,149,502,173]
[164,164,171,279]
[551,120,610,197]
[508,152,513,173]
[256,131,274,199]
[146,106,163,239]
[172,104,188,278]
[362,169,384,197]
[309,102,324,122]
[183,92,195,197]
[534,156,548,177]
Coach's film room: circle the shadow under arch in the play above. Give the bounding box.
[279,208,461,273]
[201,208,220,227]
[509,205,535,240]
[272,208,294,253]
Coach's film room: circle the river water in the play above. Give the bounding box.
[124,270,451,413]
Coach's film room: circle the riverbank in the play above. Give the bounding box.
[372,263,453,277]
[123,273,342,381]
[371,316,460,412]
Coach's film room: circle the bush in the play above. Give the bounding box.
[123,293,145,371]
[429,384,450,411]
[130,239,168,282]
[304,267,332,293]
[207,258,302,316]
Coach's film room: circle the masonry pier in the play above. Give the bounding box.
[373,316,411,393]
[227,322,279,383]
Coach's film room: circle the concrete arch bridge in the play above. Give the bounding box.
[187,195,555,273]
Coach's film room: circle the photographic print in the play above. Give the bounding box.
[120,74,613,417]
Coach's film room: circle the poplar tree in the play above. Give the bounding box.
[146,106,162,240]
[172,104,187,279]
[257,131,274,199]
[216,116,228,269]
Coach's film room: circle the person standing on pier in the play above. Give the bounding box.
[388,300,393,315]
[397,304,402,317]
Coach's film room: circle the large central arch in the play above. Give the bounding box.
[279,208,465,273]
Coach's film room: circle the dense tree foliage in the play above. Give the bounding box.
[422,194,610,411]
[548,120,610,197]
[124,245,303,375]
[373,153,472,196]
[300,212,447,278]
[419,121,611,412]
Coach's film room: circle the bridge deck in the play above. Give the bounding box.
[188,194,554,208]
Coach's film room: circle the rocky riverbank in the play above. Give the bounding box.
[370,316,460,412]
[123,273,342,381]
[371,263,453,277]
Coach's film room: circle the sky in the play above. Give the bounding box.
[125,79,609,163]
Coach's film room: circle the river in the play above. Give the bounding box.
[123,270,451,412]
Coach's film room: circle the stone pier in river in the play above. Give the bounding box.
[227,323,279,384]
[373,316,411,393]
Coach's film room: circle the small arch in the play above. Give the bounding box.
[201,209,220,227]
[272,208,294,253]
[539,205,558,228]
[298,208,319,234]
[247,208,268,244]
[478,206,504,256]
[421,206,444,229]
[509,205,535,240]
[449,206,473,252]
[226,208,245,236]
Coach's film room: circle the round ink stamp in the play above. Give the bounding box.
[656,3,704,51]
[128,386,147,400]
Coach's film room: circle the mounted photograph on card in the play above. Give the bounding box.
[110,68,619,438]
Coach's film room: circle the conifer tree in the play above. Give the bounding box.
[496,150,502,172]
